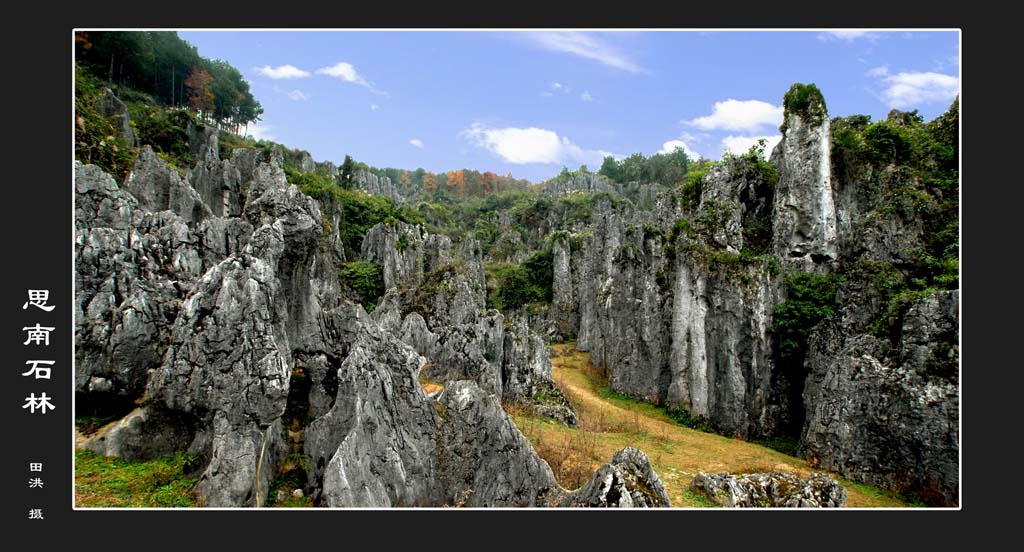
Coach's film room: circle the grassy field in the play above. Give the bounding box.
[508,343,910,508]
[75,449,199,507]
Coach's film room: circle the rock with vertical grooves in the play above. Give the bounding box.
[799,290,959,506]
[144,252,291,507]
[688,471,846,507]
[771,89,838,265]
[95,88,138,147]
[353,169,400,203]
[434,381,559,507]
[124,146,210,223]
[305,326,440,507]
[563,447,671,507]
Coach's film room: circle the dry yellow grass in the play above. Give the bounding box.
[419,375,444,394]
[508,343,908,508]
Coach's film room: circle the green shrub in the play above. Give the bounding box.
[288,168,416,258]
[128,104,197,170]
[780,82,827,133]
[485,249,553,310]
[771,273,844,362]
[522,248,554,302]
[680,165,708,211]
[863,120,913,166]
[75,66,137,181]
[338,261,384,312]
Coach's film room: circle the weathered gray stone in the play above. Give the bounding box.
[689,471,846,507]
[563,447,671,507]
[305,327,440,507]
[298,151,315,172]
[353,169,400,202]
[434,381,560,507]
[772,106,838,264]
[125,146,210,223]
[95,88,138,147]
[532,404,578,427]
[144,253,292,507]
[75,162,211,413]
[800,290,959,506]
[541,172,619,197]
[80,406,197,461]
[502,317,553,403]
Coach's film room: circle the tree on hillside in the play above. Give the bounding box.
[75,31,262,133]
[423,171,437,193]
[599,155,622,182]
[185,69,215,121]
[339,155,356,189]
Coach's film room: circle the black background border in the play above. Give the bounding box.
[4,1,1000,545]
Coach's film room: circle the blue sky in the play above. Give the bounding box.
[179,30,960,183]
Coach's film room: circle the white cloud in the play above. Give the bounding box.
[287,89,308,101]
[875,71,959,109]
[866,66,889,77]
[721,135,782,157]
[817,30,877,42]
[316,62,385,94]
[685,99,783,133]
[523,31,647,74]
[462,123,614,166]
[679,131,709,144]
[658,139,700,160]
[254,64,310,79]
[370,104,379,111]
[552,82,565,90]
[409,138,424,149]
[245,122,276,142]
[581,91,593,102]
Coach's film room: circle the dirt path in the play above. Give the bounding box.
[509,343,907,508]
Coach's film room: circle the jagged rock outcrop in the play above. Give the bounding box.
[564,447,671,507]
[362,221,574,412]
[800,290,959,506]
[298,151,315,172]
[95,88,138,147]
[541,173,619,197]
[75,162,206,414]
[124,146,210,223]
[184,123,274,220]
[317,160,337,177]
[566,191,783,438]
[771,92,838,265]
[689,471,846,507]
[698,154,775,254]
[305,324,440,507]
[549,233,578,338]
[353,169,400,203]
[434,381,561,506]
[144,252,292,507]
[80,406,197,462]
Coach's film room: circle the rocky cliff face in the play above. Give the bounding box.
[771,107,838,265]
[353,169,400,203]
[76,92,665,507]
[800,290,959,506]
[537,90,958,504]
[363,221,574,419]
[76,86,958,507]
[541,172,620,197]
[560,158,785,439]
